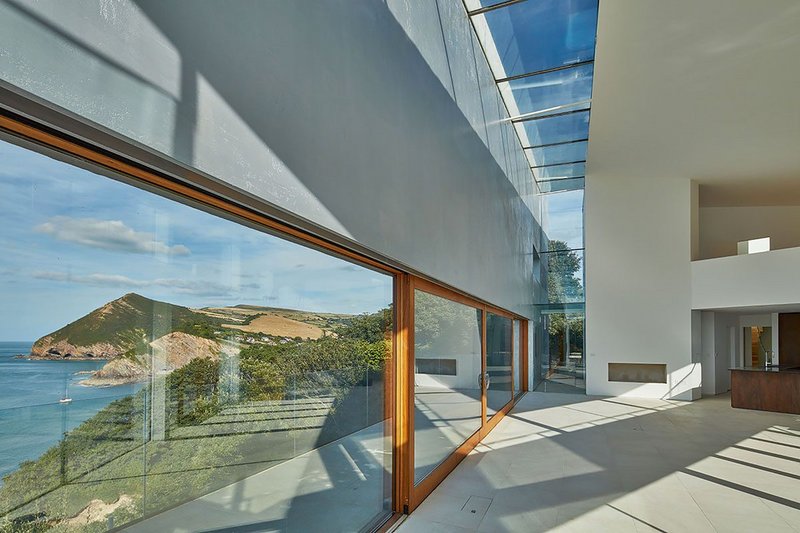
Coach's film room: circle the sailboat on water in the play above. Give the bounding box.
[59,379,72,404]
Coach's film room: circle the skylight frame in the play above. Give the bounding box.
[463,0,598,189]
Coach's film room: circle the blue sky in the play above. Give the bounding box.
[0,140,393,342]
[542,189,584,250]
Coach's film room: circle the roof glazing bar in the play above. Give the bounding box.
[467,0,528,17]
[525,138,589,150]
[536,175,586,183]
[512,107,589,124]
[506,99,591,122]
[496,60,594,84]
[531,160,586,169]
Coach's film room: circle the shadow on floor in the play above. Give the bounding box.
[400,392,800,532]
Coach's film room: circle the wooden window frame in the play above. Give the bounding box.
[404,277,528,512]
[0,110,530,528]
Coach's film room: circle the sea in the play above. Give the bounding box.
[0,341,143,484]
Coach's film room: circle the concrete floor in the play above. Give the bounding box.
[414,387,482,483]
[124,421,391,532]
[398,392,800,532]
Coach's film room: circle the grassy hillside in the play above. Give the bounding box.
[32,293,222,358]
[1,307,393,532]
[199,305,353,332]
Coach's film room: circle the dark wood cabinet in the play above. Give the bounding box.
[731,368,800,414]
[779,313,800,368]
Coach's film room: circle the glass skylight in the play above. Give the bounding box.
[516,110,591,149]
[538,177,585,193]
[501,63,593,116]
[477,0,597,79]
[467,0,598,193]
[526,140,588,167]
[534,162,585,181]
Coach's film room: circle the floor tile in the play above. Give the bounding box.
[397,392,800,533]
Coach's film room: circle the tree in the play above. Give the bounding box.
[334,306,392,343]
[546,240,583,304]
[414,292,480,356]
[545,240,585,369]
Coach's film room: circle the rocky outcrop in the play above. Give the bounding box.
[29,293,221,361]
[59,495,134,528]
[29,337,123,360]
[80,359,148,387]
[149,331,220,371]
[80,332,221,387]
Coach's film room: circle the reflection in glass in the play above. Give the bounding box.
[544,247,585,304]
[527,141,588,168]
[480,0,597,78]
[513,320,521,394]
[486,314,512,417]
[0,139,393,532]
[503,63,593,116]
[517,110,591,148]
[413,291,482,484]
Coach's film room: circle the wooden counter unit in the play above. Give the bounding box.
[730,366,800,414]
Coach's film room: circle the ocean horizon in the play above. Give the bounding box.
[0,341,143,484]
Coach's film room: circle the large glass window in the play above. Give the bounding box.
[513,320,521,394]
[542,189,585,251]
[413,291,482,484]
[0,139,394,532]
[541,308,585,391]
[486,313,513,417]
[544,249,585,304]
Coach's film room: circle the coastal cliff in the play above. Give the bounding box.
[30,293,223,386]
[27,292,356,387]
[80,332,221,387]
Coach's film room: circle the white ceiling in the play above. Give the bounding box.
[588,0,800,206]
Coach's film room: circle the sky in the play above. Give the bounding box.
[542,189,584,250]
[0,140,393,342]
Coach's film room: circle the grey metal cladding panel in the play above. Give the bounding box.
[435,0,488,148]
[387,0,456,101]
[0,0,536,317]
[471,28,506,174]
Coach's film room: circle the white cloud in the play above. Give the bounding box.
[32,271,257,297]
[34,216,190,256]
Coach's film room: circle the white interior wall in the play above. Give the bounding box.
[691,182,700,260]
[698,311,761,395]
[713,314,734,393]
[700,311,716,396]
[699,206,800,259]
[585,175,699,399]
[772,313,780,365]
[692,247,800,310]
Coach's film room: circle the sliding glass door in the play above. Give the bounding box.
[408,280,526,508]
[0,118,530,529]
[486,313,513,418]
[412,290,482,484]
